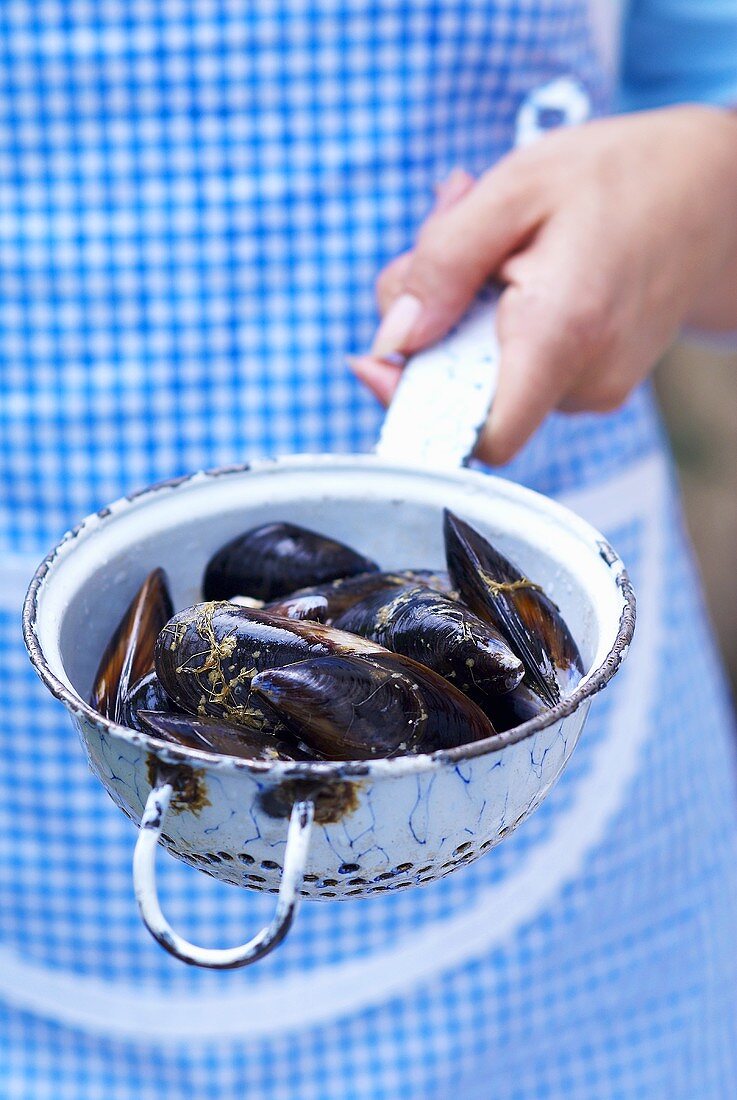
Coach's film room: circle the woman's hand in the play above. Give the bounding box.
[349,106,737,465]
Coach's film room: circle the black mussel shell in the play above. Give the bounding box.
[262,594,330,622]
[334,585,523,701]
[263,568,456,625]
[154,602,384,729]
[444,511,583,706]
[119,669,180,732]
[203,522,379,602]
[91,568,174,723]
[400,569,456,594]
[251,652,495,760]
[137,711,312,761]
[480,680,549,733]
[390,569,456,596]
[120,668,181,730]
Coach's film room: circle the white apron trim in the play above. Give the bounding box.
[0,453,668,1041]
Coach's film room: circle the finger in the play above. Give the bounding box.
[475,301,571,465]
[360,175,479,393]
[347,354,402,407]
[477,202,629,464]
[557,350,634,415]
[356,176,478,403]
[361,215,584,440]
[376,252,413,315]
[352,280,577,456]
[354,271,578,443]
[432,167,476,213]
[555,312,665,415]
[372,153,547,358]
[375,171,475,316]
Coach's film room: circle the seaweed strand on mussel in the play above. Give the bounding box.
[123,661,313,758]
[153,601,385,731]
[90,568,174,723]
[203,521,379,602]
[444,510,584,706]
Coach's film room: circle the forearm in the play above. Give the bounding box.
[620,0,737,331]
[686,108,737,331]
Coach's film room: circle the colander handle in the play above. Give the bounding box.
[373,80,594,471]
[133,783,314,969]
[374,286,501,470]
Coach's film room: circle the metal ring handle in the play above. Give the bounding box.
[133,783,315,969]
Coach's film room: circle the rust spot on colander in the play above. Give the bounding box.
[146,754,211,815]
[258,778,361,824]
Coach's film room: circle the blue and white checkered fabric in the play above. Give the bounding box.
[1,3,737,1098]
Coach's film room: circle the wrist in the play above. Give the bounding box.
[676,106,737,330]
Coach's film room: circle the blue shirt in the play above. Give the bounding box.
[621,0,737,109]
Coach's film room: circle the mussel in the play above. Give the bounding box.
[94,514,585,761]
[333,584,523,702]
[90,569,173,723]
[262,593,330,623]
[123,658,310,757]
[444,511,583,705]
[138,710,304,761]
[120,669,180,732]
[264,569,455,624]
[251,652,495,760]
[480,680,550,732]
[154,602,384,729]
[203,522,379,602]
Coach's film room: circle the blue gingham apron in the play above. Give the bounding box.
[2,4,737,1098]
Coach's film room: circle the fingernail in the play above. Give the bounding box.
[434,167,472,212]
[346,354,367,373]
[347,352,404,372]
[371,293,422,358]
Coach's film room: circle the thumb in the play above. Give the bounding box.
[372,156,543,358]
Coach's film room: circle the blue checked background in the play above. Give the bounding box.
[1,3,737,1098]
